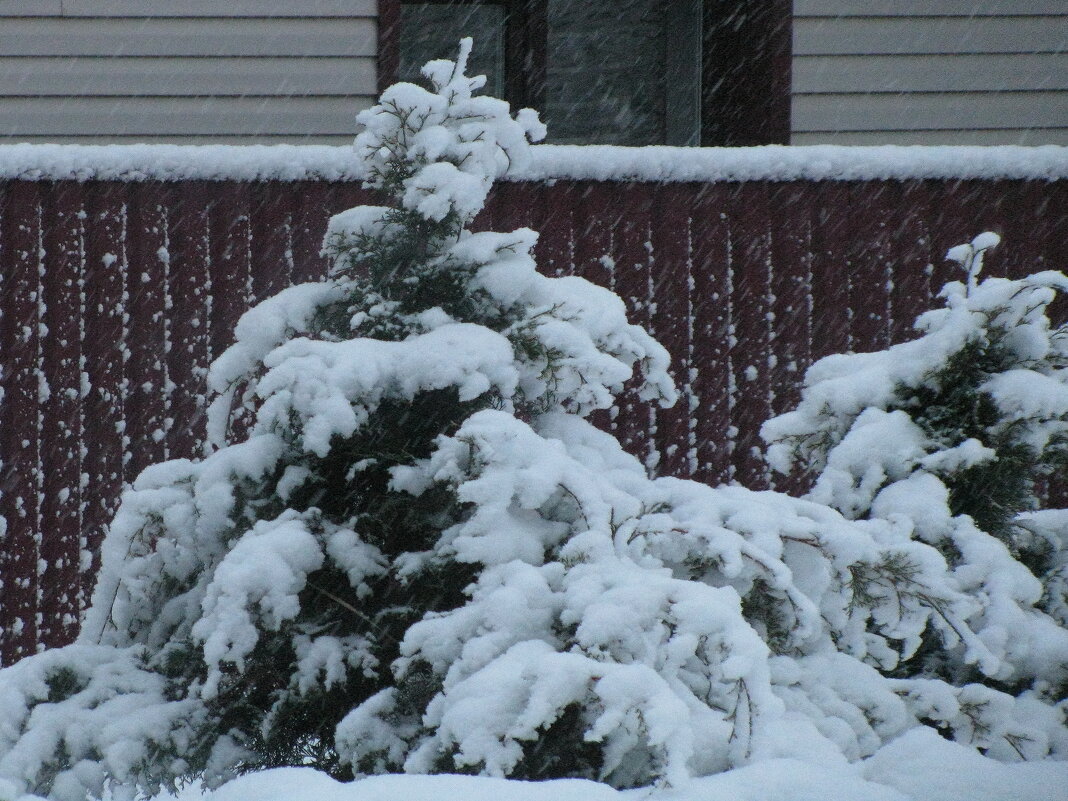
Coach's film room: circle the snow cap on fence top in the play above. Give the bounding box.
[0,143,1067,183]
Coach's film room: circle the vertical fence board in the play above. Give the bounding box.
[974,181,1015,279]
[292,180,334,285]
[491,180,538,237]
[470,187,496,234]
[611,183,656,470]
[0,182,44,662]
[0,183,10,657]
[728,183,774,489]
[649,184,695,478]
[208,182,251,355]
[205,182,253,443]
[889,181,933,343]
[81,182,128,607]
[929,179,997,291]
[1047,181,1068,329]
[166,183,212,459]
[809,183,852,359]
[1048,180,1068,507]
[1003,181,1052,276]
[124,182,172,475]
[927,179,966,293]
[689,185,733,485]
[766,181,813,493]
[250,186,295,303]
[984,181,1020,278]
[993,180,1045,280]
[536,182,577,279]
[767,181,812,417]
[846,181,895,354]
[568,182,618,435]
[38,182,83,648]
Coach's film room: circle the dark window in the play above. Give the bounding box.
[384,0,790,146]
[399,3,507,97]
[542,0,703,146]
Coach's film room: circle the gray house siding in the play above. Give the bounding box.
[0,1,378,144]
[3,2,1067,146]
[792,0,1068,145]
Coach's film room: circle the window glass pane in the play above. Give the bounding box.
[399,3,506,98]
[545,0,666,145]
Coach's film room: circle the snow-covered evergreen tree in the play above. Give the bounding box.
[763,232,1068,698]
[0,44,1065,801]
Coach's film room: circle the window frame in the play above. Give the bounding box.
[379,0,545,111]
[377,0,791,146]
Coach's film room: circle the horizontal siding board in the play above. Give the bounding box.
[0,56,376,97]
[0,96,372,136]
[793,91,1068,131]
[59,0,376,16]
[0,0,61,15]
[0,134,360,144]
[795,0,1068,16]
[794,53,1068,93]
[790,128,1068,145]
[0,18,376,57]
[795,17,1068,55]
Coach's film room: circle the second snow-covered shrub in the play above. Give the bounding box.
[763,232,1068,701]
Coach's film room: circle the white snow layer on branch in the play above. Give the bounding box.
[355,37,544,224]
[206,232,673,458]
[762,259,1068,689]
[0,645,210,801]
[341,411,1067,783]
[764,271,1068,477]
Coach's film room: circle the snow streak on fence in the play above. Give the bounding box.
[0,177,1066,662]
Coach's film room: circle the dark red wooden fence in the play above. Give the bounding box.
[1,176,1066,662]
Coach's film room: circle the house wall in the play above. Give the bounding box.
[792,0,1068,145]
[0,0,379,144]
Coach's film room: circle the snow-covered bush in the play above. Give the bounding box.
[763,232,1068,697]
[0,42,1065,801]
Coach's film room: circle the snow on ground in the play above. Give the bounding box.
[0,143,1066,183]
[137,729,1068,801]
